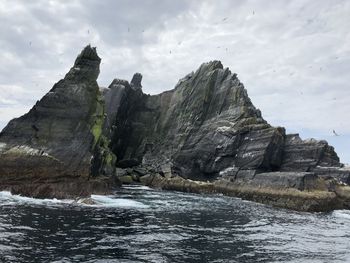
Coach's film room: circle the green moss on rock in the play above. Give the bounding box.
[90,92,117,177]
[91,95,105,149]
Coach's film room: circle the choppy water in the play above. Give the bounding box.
[0,185,349,263]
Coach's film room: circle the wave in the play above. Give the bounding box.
[0,191,149,209]
[122,185,152,191]
[0,191,72,206]
[90,195,149,209]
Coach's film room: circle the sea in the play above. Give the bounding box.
[0,185,349,263]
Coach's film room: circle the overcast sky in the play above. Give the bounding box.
[0,0,349,163]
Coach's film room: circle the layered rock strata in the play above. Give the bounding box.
[103,61,350,211]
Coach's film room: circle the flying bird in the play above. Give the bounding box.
[333,130,339,136]
[222,17,228,21]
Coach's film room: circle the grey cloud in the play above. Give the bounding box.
[84,0,193,46]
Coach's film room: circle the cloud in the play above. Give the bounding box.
[0,0,349,162]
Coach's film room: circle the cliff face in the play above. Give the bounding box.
[104,61,345,184]
[0,45,118,198]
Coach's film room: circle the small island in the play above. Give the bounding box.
[0,45,349,212]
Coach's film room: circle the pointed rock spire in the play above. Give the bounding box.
[130,73,142,90]
[65,45,101,81]
[0,45,117,199]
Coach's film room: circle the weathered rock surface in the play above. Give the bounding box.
[0,45,119,198]
[104,60,348,179]
[280,134,341,172]
[102,60,350,211]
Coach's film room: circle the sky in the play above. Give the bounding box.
[0,0,349,163]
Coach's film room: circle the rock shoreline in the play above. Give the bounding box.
[115,166,350,212]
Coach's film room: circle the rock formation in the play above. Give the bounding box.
[0,45,119,198]
[103,60,350,211]
[104,61,346,178]
[0,46,349,211]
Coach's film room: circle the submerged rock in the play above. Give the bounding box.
[0,45,118,198]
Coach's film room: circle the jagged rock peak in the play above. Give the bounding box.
[65,45,101,81]
[75,45,101,65]
[131,73,142,89]
[199,60,224,72]
[191,60,241,85]
[110,78,130,88]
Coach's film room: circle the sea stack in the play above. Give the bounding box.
[0,45,119,198]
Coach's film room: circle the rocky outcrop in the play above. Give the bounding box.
[0,46,349,211]
[104,60,348,179]
[280,134,341,172]
[102,60,350,211]
[135,173,340,212]
[0,45,119,198]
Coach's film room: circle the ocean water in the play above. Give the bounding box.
[0,185,349,263]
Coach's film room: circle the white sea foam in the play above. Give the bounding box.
[0,191,149,209]
[332,210,350,220]
[0,191,72,206]
[90,195,149,209]
[122,185,152,191]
